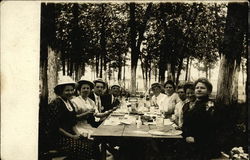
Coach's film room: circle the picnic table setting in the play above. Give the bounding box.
[90,98,183,160]
[92,98,182,139]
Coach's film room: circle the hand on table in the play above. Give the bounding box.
[71,134,81,140]
[80,130,94,140]
[186,136,195,143]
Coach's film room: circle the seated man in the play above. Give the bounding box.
[88,78,113,127]
[150,82,167,112]
[101,83,121,112]
[171,84,186,127]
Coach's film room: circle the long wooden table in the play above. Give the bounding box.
[92,113,182,160]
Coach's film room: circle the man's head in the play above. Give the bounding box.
[176,85,186,101]
[110,84,121,97]
[93,79,106,96]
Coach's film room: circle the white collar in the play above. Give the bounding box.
[59,96,73,111]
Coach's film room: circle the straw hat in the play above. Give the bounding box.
[93,78,106,87]
[55,76,75,88]
[151,82,161,89]
[110,82,121,89]
[77,76,94,90]
[54,76,76,94]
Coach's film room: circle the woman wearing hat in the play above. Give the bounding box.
[47,76,99,160]
[71,77,111,134]
[182,78,220,159]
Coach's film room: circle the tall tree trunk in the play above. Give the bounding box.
[217,56,239,105]
[39,3,56,155]
[100,55,103,78]
[216,3,247,105]
[188,59,192,81]
[149,68,152,87]
[155,67,157,82]
[96,55,99,78]
[171,63,175,82]
[167,63,173,81]
[123,61,126,88]
[100,4,107,79]
[185,57,189,81]
[176,57,183,86]
[47,46,58,103]
[104,60,108,82]
[141,62,147,92]
[118,64,122,84]
[129,3,152,94]
[129,3,137,94]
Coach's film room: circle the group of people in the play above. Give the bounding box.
[149,78,221,159]
[45,75,222,160]
[46,76,122,160]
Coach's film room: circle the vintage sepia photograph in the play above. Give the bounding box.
[1,1,248,160]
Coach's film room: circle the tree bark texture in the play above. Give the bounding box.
[216,3,247,105]
[47,47,58,103]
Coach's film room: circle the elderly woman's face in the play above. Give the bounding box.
[165,84,174,96]
[80,84,91,98]
[61,85,74,100]
[195,82,209,98]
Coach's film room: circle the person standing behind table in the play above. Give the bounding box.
[163,80,181,118]
[150,82,168,112]
[101,83,121,112]
[182,78,220,160]
[47,76,100,160]
[171,84,186,127]
[71,77,112,133]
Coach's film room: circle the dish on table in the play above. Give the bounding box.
[148,129,182,136]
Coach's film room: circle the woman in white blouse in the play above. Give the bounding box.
[163,80,181,118]
[71,78,111,136]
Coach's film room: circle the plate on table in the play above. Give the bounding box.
[148,130,168,136]
[163,130,182,136]
[148,129,182,136]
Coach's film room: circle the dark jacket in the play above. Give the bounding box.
[182,96,220,158]
[101,94,120,111]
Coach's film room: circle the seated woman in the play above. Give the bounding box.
[71,77,112,134]
[182,78,220,160]
[47,76,100,160]
[163,80,181,118]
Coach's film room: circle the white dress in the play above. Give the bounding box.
[163,93,181,114]
[151,93,168,111]
[71,96,99,134]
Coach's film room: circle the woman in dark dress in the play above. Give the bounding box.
[47,76,100,160]
[182,78,220,160]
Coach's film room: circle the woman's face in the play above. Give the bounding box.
[186,88,195,102]
[61,85,74,100]
[195,82,209,98]
[80,84,91,98]
[165,84,174,96]
[152,86,161,96]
